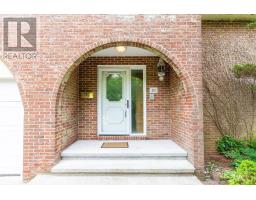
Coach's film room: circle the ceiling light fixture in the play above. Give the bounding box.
[116,46,127,53]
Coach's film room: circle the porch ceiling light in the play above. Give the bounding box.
[157,58,167,81]
[116,46,127,53]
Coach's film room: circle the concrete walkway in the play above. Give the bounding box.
[0,174,201,185]
[29,174,202,185]
[0,176,23,184]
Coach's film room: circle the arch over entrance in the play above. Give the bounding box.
[0,60,23,176]
[54,38,203,173]
[54,38,195,98]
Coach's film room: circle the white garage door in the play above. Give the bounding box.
[0,79,23,175]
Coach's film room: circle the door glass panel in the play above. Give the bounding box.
[106,73,123,101]
[131,69,144,133]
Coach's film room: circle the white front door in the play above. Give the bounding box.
[99,69,129,135]
[98,65,146,136]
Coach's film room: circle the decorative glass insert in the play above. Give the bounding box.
[106,73,123,101]
[131,69,144,133]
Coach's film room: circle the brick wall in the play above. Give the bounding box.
[56,68,79,156]
[0,15,202,179]
[170,69,191,152]
[202,21,256,158]
[78,56,171,139]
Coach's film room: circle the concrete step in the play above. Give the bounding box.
[51,159,195,174]
[61,154,187,160]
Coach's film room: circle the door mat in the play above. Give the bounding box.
[101,142,129,148]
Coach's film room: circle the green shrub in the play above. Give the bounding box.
[217,135,244,156]
[241,147,256,160]
[245,133,256,149]
[248,140,256,149]
[224,149,242,159]
[231,159,243,168]
[217,135,256,167]
[222,160,256,185]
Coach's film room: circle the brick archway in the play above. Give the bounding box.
[54,38,204,175]
[53,38,197,101]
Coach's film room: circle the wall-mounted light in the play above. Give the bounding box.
[81,90,94,99]
[157,58,166,81]
[116,46,127,53]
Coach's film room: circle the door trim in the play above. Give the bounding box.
[97,65,146,136]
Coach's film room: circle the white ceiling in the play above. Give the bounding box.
[91,46,156,57]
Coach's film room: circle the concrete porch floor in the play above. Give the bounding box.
[61,140,188,158]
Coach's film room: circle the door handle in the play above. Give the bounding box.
[126,99,129,109]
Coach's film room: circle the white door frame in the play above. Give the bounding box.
[97,65,146,136]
